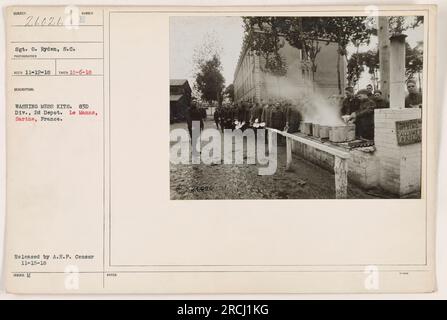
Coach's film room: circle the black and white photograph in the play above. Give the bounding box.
[170,15,425,200]
[2,3,442,297]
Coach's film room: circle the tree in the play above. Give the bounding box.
[242,16,374,94]
[347,53,365,87]
[194,54,225,105]
[242,17,287,76]
[323,17,374,94]
[242,17,328,90]
[405,41,423,90]
[362,50,380,89]
[374,16,424,99]
[191,31,224,101]
[279,17,328,91]
[389,16,424,35]
[224,84,235,102]
[347,50,379,89]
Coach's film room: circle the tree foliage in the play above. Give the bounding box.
[241,16,423,94]
[224,84,235,102]
[194,55,225,104]
[363,50,380,89]
[389,16,424,35]
[242,16,374,93]
[405,41,423,81]
[347,53,365,87]
[323,17,373,57]
[347,50,379,88]
[192,31,223,75]
[323,17,374,93]
[242,17,331,79]
[242,17,288,76]
[347,40,423,88]
[279,17,328,79]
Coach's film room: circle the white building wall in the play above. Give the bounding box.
[234,39,345,103]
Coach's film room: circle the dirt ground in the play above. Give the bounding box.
[170,120,380,200]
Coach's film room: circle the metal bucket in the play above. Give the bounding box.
[303,122,313,136]
[346,124,356,141]
[312,123,320,138]
[329,124,356,142]
[319,125,330,139]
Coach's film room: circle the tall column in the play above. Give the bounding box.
[254,54,262,103]
[374,33,422,197]
[389,34,407,109]
[378,16,390,100]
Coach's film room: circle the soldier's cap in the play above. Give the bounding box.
[407,79,417,86]
[374,90,383,95]
[345,86,354,92]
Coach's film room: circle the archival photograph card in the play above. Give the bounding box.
[4,5,438,294]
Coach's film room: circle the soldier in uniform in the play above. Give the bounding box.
[250,101,264,126]
[219,104,228,132]
[228,103,237,130]
[261,100,273,127]
[341,86,360,117]
[284,101,302,133]
[213,106,221,130]
[347,89,376,140]
[200,105,207,121]
[366,84,374,98]
[238,100,251,131]
[248,101,262,142]
[236,101,244,123]
[405,79,422,108]
[186,101,204,136]
[186,100,204,154]
[372,90,390,109]
[222,104,229,130]
[270,101,286,130]
[269,101,286,145]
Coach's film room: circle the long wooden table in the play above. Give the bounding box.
[267,128,351,199]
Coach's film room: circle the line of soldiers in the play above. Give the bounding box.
[209,79,422,142]
[213,100,302,134]
[341,80,422,140]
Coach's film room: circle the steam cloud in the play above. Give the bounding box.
[262,74,345,126]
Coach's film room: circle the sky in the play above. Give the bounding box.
[170,16,244,90]
[170,16,424,92]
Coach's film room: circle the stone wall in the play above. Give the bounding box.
[291,138,379,190]
[291,140,335,172]
[347,150,379,188]
[374,108,422,196]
